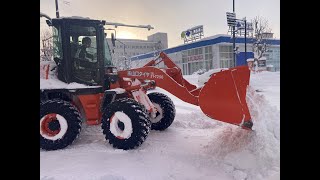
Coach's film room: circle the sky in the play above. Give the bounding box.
[40,0,280,48]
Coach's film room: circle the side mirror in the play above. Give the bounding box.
[111,33,116,47]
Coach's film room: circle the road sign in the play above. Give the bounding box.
[226,12,236,26]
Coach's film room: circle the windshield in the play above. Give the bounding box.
[68,24,100,85]
[69,25,97,63]
[104,37,113,66]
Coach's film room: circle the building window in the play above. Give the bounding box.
[204,46,213,70]
[180,46,212,75]
[219,45,233,68]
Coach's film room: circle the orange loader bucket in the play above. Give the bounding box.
[198,66,253,129]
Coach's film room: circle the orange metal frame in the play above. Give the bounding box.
[75,52,252,129]
[118,52,201,106]
[77,93,104,125]
[117,52,252,128]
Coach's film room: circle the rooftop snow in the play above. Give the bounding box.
[131,34,280,61]
[60,16,91,20]
[40,79,101,90]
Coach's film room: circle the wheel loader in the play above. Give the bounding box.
[40,15,253,151]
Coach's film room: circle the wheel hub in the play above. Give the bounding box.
[150,103,163,123]
[109,112,133,139]
[40,113,68,140]
[41,113,60,137]
[117,121,125,131]
[48,120,61,131]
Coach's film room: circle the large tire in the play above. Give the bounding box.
[101,98,151,150]
[40,99,82,150]
[148,92,176,131]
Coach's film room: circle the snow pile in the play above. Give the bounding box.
[198,68,229,87]
[180,74,200,87]
[167,71,280,179]
[192,69,207,75]
[150,71,280,180]
[249,71,280,110]
[201,86,280,180]
[173,110,221,129]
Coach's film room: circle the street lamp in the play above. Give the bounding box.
[232,0,236,67]
[227,13,251,67]
[226,11,237,67]
[244,17,247,63]
[225,0,237,67]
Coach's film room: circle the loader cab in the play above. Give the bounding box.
[49,17,113,88]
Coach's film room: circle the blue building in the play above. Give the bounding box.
[130,34,280,75]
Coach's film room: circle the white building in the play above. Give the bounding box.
[130,34,280,75]
[106,32,168,67]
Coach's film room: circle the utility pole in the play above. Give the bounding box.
[55,0,60,18]
[232,0,236,67]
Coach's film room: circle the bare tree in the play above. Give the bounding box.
[251,16,272,60]
[40,29,53,61]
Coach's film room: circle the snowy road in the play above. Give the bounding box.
[40,71,280,180]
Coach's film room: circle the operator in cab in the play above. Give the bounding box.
[75,37,95,62]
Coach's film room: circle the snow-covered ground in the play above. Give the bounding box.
[40,71,280,180]
[249,71,280,110]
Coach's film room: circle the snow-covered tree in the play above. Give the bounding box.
[249,16,273,72]
[251,16,272,60]
[40,29,53,61]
